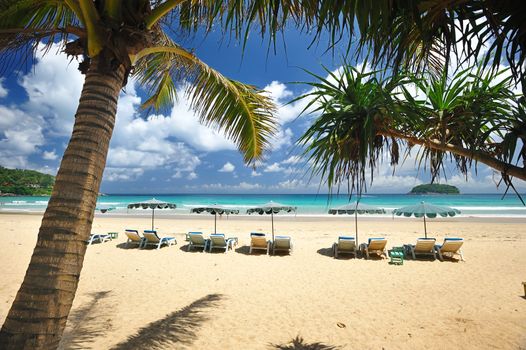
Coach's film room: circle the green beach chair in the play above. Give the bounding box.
[389,246,404,265]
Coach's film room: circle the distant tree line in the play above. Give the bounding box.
[0,167,54,195]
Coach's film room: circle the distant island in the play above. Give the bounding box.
[409,183,460,195]
[0,167,55,196]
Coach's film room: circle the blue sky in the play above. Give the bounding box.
[0,26,524,194]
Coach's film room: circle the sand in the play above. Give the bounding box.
[0,213,525,349]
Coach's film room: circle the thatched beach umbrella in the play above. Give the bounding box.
[328,201,385,243]
[246,201,296,241]
[127,198,177,231]
[95,206,116,213]
[190,204,239,233]
[393,201,460,238]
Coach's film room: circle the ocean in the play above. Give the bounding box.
[1,193,526,217]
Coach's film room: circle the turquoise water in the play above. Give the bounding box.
[1,193,526,217]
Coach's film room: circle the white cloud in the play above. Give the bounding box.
[104,167,144,182]
[20,44,84,136]
[0,78,8,98]
[42,150,58,160]
[251,170,262,177]
[270,127,294,151]
[264,162,284,173]
[0,106,45,168]
[282,155,302,165]
[218,162,235,172]
[187,171,198,180]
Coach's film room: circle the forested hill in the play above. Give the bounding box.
[409,183,460,194]
[0,167,55,196]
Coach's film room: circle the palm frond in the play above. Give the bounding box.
[133,32,277,164]
[0,0,82,73]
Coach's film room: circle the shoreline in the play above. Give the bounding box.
[2,210,526,223]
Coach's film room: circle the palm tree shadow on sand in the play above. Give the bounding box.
[270,336,340,350]
[110,293,223,350]
[59,290,113,349]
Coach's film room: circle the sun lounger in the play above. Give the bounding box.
[360,238,387,259]
[249,233,271,255]
[125,229,144,248]
[142,230,177,249]
[405,238,436,260]
[435,238,464,261]
[208,233,236,253]
[87,233,112,245]
[332,236,357,258]
[187,232,209,252]
[272,236,293,255]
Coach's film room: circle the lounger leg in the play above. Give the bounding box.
[365,249,369,259]
[411,247,416,260]
[333,243,337,258]
[459,249,465,262]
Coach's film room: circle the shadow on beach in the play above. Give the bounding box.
[110,293,223,350]
[59,290,113,350]
[270,336,340,350]
[317,247,358,260]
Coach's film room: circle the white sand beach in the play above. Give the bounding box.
[0,213,525,349]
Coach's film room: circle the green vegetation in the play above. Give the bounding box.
[0,167,54,196]
[410,184,460,195]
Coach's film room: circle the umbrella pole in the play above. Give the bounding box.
[423,215,427,239]
[271,212,274,241]
[355,210,358,243]
[214,213,217,234]
[151,208,155,231]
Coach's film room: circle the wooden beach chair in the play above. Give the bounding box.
[125,229,144,248]
[142,230,177,250]
[87,233,112,245]
[332,236,357,258]
[360,238,388,259]
[208,233,236,253]
[405,238,436,260]
[272,236,293,255]
[187,232,209,252]
[249,233,271,255]
[435,238,464,261]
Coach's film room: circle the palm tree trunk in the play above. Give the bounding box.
[0,56,125,349]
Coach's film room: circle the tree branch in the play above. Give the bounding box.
[380,129,526,181]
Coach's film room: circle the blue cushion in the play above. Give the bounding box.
[368,237,385,243]
[144,230,157,233]
[444,237,463,241]
[125,229,138,233]
[339,236,355,240]
[418,237,435,240]
[251,232,266,236]
[189,232,203,235]
[275,235,290,239]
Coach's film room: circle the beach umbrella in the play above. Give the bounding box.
[328,201,386,243]
[127,198,177,230]
[190,204,239,233]
[393,201,460,238]
[246,201,297,241]
[95,206,116,213]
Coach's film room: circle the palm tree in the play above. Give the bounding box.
[296,64,526,195]
[0,1,279,348]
